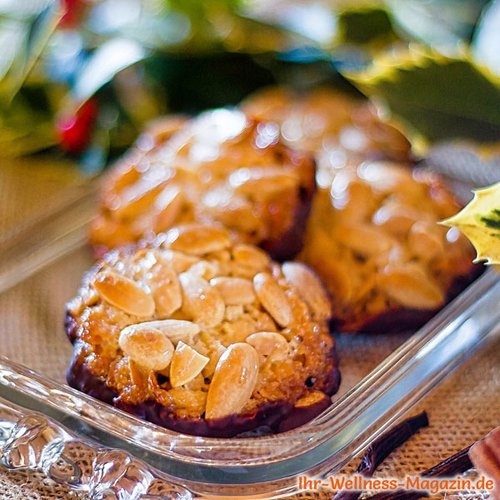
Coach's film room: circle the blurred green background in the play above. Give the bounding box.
[1,0,499,171]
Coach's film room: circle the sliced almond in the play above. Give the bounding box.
[206,196,264,235]
[158,250,200,273]
[188,260,219,280]
[229,262,259,279]
[202,341,227,378]
[281,262,331,320]
[335,223,395,257]
[119,325,174,371]
[358,161,415,194]
[330,173,375,221]
[377,266,445,310]
[110,163,141,194]
[205,343,259,420]
[408,221,444,260]
[114,179,168,219]
[210,277,256,305]
[372,244,409,269]
[179,272,225,328]
[253,272,293,327]
[232,244,270,271]
[170,341,210,387]
[153,186,184,232]
[246,331,289,361]
[126,320,200,345]
[151,264,182,316]
[93,270,155,317]
[229,168,298,198]
[372,203,420,235]
[165,224,231,255]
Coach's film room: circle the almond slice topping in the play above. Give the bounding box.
[358,161,415,194]
[229,168,298,198]
[408,221,444,260]
[372,203,420,235]
[377,266,445,310]
[126,320,201,345]
[188,260,219,280]
[179,272,225,328]
[166,224,231,255]
[335,223,395,257]
[114,180,168,219]
[153,186,185,232]
[170,341,209,387]
[151,263,182,317]
[205,343,259,420]
[246,331,289,361]
[158,250,200,273]
[281,262,331,320]
[119,325,174,371]
[253,272,293,327]
[210,277,256,305]
[93,270,155,317]
[232,244,270,271]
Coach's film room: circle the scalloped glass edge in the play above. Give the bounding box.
[0,397,194,499]
[0,183,499,496]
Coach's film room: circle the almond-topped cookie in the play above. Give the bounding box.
[300,161,479,333]
[242,86,411,186]
[66,224,340,437]
[90,109,316,261]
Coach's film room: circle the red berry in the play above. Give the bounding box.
[59,0,88,29]
[57,99,98,154]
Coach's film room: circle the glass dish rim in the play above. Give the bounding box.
[0,267,497,484]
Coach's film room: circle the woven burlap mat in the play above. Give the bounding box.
[0,159,498,498]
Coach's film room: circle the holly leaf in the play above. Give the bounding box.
[337,5,398,45]
[346,48,500,144]
[442,182,500,265]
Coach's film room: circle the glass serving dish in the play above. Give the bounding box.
[0,170,499,498]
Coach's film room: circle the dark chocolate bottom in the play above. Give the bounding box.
[66,324,341,438]
[332,266,483,334]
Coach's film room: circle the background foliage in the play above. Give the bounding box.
[1,0,499,171]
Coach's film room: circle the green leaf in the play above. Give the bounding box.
[442,182,500,265]
[347,48,500,144]
[337,5,398,45]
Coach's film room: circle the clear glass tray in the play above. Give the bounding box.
[0,179,498,498]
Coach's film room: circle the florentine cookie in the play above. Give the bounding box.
[300,161,479,332]
[90,109,316,261]
[66,224,340,437]
[242,86,411,185]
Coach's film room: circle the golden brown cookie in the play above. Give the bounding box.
[90,109,316,261]
[66,224,339,437]
[299,161,479,333]
[242,86,412,183]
